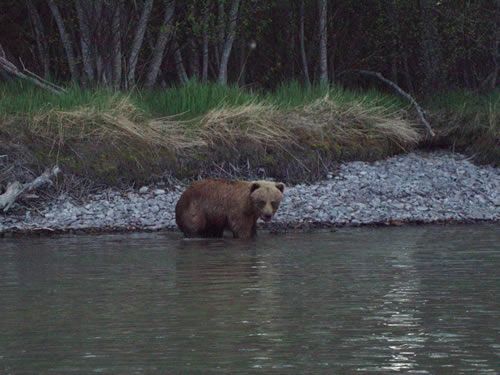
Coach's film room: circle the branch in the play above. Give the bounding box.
[0,166,61,213]
[339,69,435,137]
[0,44,66,95]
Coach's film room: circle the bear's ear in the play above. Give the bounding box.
[250,182,260,193]
[275,182,285,193]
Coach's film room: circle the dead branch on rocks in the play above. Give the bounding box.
[0,166,61,213]
[339,69,435,137]
[0,43,66,95]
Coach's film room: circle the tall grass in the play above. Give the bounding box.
[0,80,259,119]
[0,80,420,185]
[1,80,407,119]
[425,89,499,165]
[0,81,122,115]
[266,80,407,110]
[136,80,257,119]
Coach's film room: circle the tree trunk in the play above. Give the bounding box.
[127,0,154,87]
[318,0,328,85]
[238,37,246,85]
[94,0,107,84]
[419,0,443,92]
[215,0,225,67]
[202,1,209,82]
[112,0,123,89]
[402,53,415,94]
[287,8,296,79]
[339,69,435,137]
[145,0,176,88]
[201,26,209,82]
[189,38,200,80]
[26,1,50,79]
[299,0,310,86]
[329,37,336,82]
[47,0,79,82]
[387,0,400,85]
[0,43,66,94]
[490,0,499,89]
[173,41,189,84]
[74,0,95,84]
[217,0,241,85]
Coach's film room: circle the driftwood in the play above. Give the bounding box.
[339,69,435,137]
[0,43,66,95]
[0,166,61,213]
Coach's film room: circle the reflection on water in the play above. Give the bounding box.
[0,225,498,374]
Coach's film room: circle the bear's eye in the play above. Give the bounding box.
[271,201,279,209]
[256,200,266,208]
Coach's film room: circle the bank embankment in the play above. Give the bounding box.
[1,152,498,235]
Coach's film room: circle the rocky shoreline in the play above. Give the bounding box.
[1,152,498,236]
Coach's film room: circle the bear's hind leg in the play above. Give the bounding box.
[180,210,208,238]
[199,216,226,238]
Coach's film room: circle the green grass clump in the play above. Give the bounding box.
[1,79,407,119]
[135,79,256,119]
[426,90,499,165]
[265,80,407,111]
[0,81,122,115]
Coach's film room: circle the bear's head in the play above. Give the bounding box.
[250,181,285,222]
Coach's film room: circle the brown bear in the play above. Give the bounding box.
[175,179,285,239]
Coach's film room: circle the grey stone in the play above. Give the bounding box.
[1,152,499,233]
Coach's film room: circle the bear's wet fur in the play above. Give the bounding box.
[175,179,285,239]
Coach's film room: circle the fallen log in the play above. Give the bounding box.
[0,43,66,95]
[338,69,435,137]
[0,166,61,213]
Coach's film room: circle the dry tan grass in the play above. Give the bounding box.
[17,95,420,156]
[199,103,299,150]
[193,96,420,153]
[288,97,420,151]
[29,97,155,145]
[1,95,421,184]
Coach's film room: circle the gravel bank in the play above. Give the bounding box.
[1,152,498,234]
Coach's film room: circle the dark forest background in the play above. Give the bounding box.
[0,0,498,95]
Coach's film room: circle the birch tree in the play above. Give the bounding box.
[145,0,176,88]
[490,0,499,89]
[112,0,123,89]
[173,40,189,84]
[299,0,310,86]
[217,0,241,85]
[419,0,443,92]
[74,0,95,84]
[201,1,210,82]
[127,0,154,87]
[47,0,79,82]
[26,1,50,79]
[318,0,328,84]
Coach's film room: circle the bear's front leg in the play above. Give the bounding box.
[229,216,257,239]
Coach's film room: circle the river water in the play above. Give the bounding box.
[0,225,498,374]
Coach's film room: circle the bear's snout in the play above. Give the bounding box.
[261,213,273,222]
